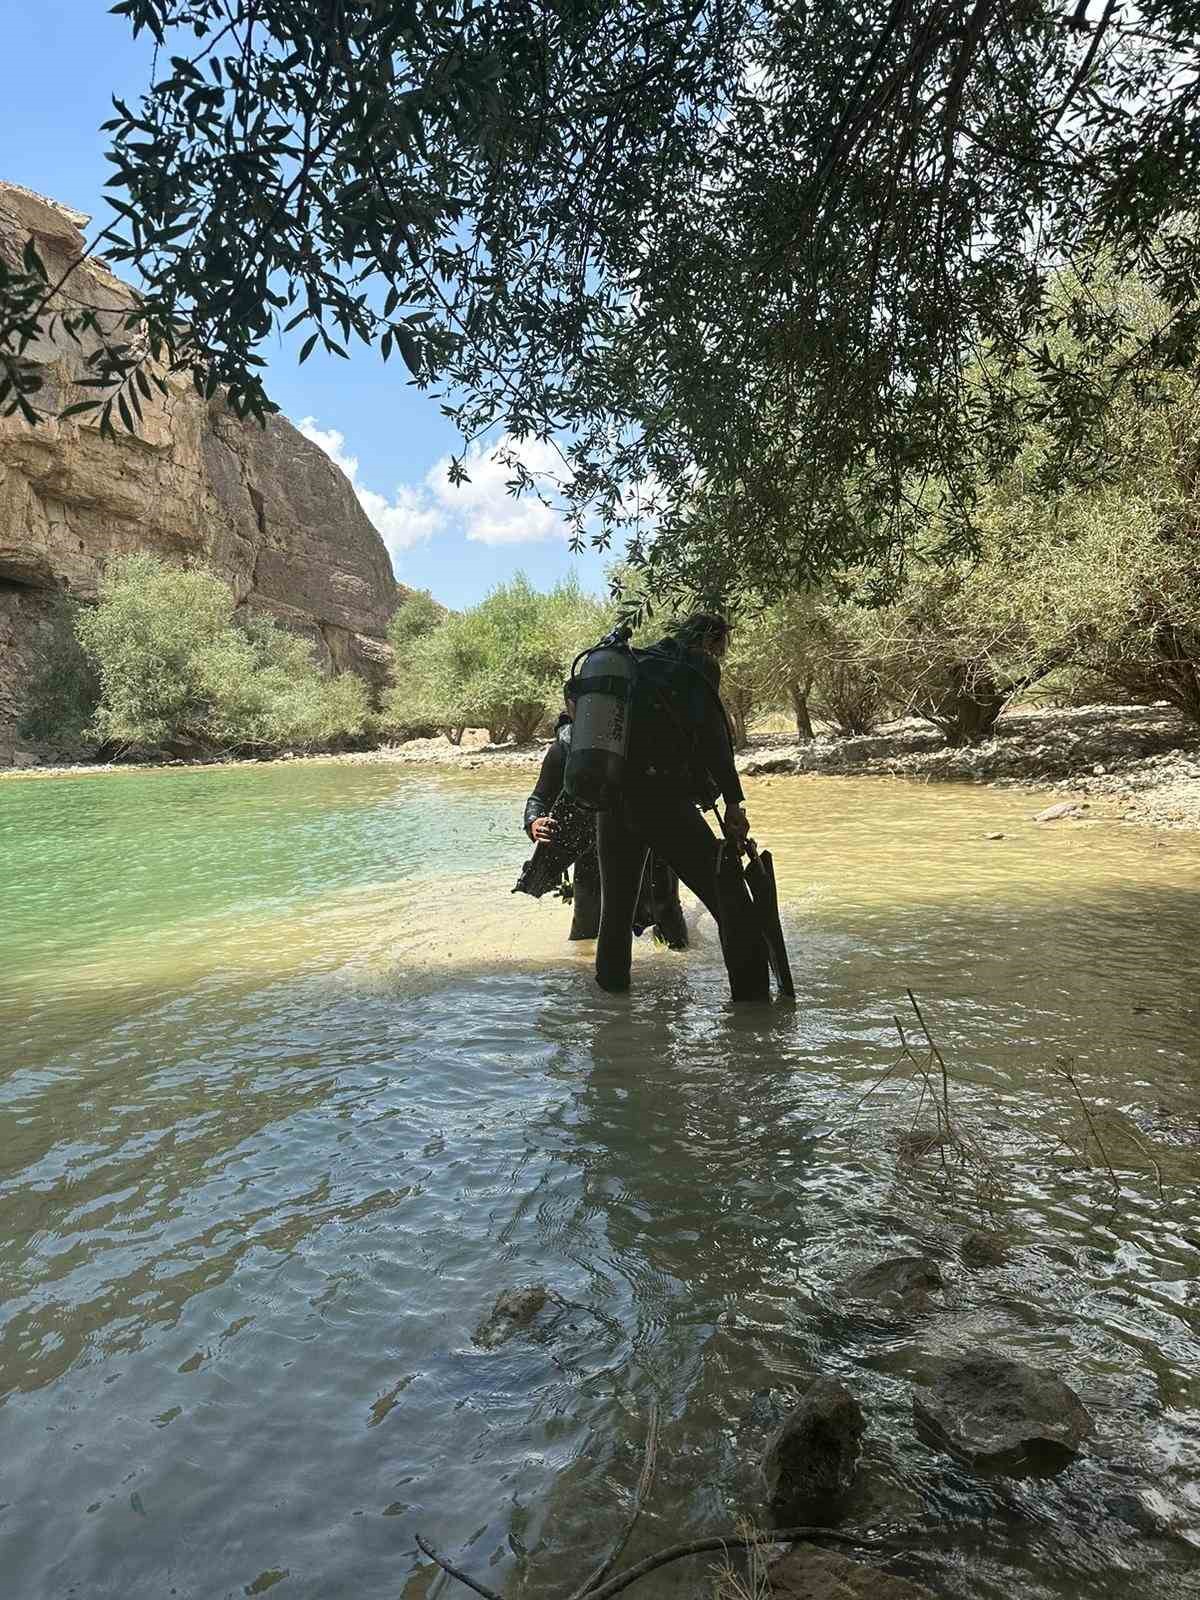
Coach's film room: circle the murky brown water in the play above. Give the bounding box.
[1,762,1199,1600]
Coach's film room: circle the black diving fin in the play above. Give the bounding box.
[743,840,795,998]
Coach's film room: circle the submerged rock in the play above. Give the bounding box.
[1032,800,1088,822]
[769,1547,937,1600]
[764,1378,867,1525]
[912,1355,1092,1468]
[1106,1488,1195,1542]
[471,1284,548,1349]
[959,1229,1011,1269]
[840,1257,943,1315]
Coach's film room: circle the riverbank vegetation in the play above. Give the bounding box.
[20,555,370,757]
[381,575,606,745]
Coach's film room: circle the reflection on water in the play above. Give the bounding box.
[1,762,1199,1600]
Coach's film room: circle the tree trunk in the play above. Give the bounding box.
[916,679,1007,745]
[486,722,510,745]
[789,676,815,741]
[508,704,544,743]
[444,725,466,745]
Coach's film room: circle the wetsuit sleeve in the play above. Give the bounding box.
[676,652,744,808]
[698,693,744,807]
[524,739,566,835]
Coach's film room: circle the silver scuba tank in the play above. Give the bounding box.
[563,627,636,811]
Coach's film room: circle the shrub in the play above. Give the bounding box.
[75,553,369,752]
[386,588,443,653]
[382,573,607,742]
[807,602,891,736]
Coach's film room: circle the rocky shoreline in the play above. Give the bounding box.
[737,701,1200,832]
[5,702,1199,832]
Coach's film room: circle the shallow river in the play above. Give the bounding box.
[2,762,1199,1600]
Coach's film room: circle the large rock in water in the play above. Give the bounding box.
[0,183,401,759]
[764,1379,867,1525]
[912,1355,1092,1468]
[838,1257,943,1317]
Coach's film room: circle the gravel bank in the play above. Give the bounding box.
[738,703,1200,832]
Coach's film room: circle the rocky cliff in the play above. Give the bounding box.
[0,183,401,761]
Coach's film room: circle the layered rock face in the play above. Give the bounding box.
[0,183,400,758]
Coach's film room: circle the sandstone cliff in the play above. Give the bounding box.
[0,183,401,761]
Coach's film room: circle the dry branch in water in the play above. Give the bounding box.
[838,990,1003,1202]
[415,1404,896,1600]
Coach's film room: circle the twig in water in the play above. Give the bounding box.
[906,989,951,1127]
[569,1400,660,1600]
[1111,1118,1166,1203]
[1056,1055,1121,1193]
[418,1525,897,1600]
[579,1526,895,1600]
[414,1535,504,1600]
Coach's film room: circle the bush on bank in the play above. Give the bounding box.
[379,574,607,744]
[28,554,371,756]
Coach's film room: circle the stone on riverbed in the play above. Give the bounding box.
[764,1379,867,1525]
[769,1547,937,1600]
[959,1229,1011,1269]
[1032,800,1088,822]
[471,1284,548,1349]
[912,1355,1092,1468]
[839,1257,943,1315]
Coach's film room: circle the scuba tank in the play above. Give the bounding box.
[563,625,637,811]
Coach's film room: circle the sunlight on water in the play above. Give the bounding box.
[1,760,1199,1600]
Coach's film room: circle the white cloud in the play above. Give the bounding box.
[297,415,573,563]
[296,417,445,558]
[425,436,568,546]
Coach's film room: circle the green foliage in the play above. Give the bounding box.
[17,598,101,745]
[382,574,607,743]
[803,603,891,738]
[381,589,447,737]
[73,554,369,752]
[6,5,1200,599]
[386,589,443,653]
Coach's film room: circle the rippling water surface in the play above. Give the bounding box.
[2,761,1199,1600]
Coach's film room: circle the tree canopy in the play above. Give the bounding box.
[3,1,1200,599]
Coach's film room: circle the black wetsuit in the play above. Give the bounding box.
[524,717,687,947]
[594,638,767,999]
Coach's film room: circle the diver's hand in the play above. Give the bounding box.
[530,816,559,843]
[723,803,750,850]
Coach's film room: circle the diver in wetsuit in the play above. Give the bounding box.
[524,690,688,947]
[592,613,767,1000]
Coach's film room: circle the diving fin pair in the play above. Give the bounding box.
[742,841,795,998]
[714,821,795,1000]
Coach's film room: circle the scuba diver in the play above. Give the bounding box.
[572,613,769,1001]
[523,688,689,948]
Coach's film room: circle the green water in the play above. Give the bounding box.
[2,762,1199,1600]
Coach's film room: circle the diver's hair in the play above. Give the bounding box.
[670,612,731,653]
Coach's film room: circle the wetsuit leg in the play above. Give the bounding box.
[650,860,689,950]
[569,848,602,940]
[595,804,650,992]
[629,789,769,1001]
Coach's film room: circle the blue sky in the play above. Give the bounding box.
[0,3,614,608]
